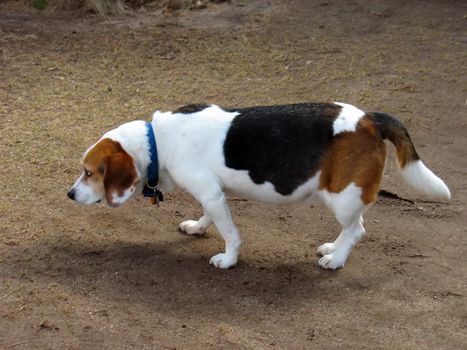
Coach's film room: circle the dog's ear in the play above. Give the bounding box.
[103,152,140,207]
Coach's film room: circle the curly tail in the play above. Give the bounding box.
[372,112,450,200]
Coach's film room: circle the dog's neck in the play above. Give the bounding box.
[105,113,179,193]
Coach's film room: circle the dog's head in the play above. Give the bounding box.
[68,138,140,207]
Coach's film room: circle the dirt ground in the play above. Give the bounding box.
[0,0,466,349]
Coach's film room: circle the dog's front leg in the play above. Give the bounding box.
[198,192,242,269]
[179,214,213,235]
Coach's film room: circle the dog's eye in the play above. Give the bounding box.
[84,169,92,177]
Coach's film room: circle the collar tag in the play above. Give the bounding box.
[143,180,164,206]
[147,188,164,207]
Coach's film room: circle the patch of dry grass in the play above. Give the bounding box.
[47,0,225,14]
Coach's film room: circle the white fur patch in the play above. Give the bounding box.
[220,169,322,204]
[400,160,451,200]
[111,187,135,205]
[332,102,365,135]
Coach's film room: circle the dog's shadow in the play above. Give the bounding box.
[5,234,377,316]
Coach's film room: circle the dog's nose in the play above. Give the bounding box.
[67,189,76,200]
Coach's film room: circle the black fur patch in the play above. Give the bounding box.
[224,103,340,195]
[174,104,211,114]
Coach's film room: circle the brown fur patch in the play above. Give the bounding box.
[83,138,139,207]
[319,117,386,204]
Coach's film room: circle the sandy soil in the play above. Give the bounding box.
[0,0,466,349]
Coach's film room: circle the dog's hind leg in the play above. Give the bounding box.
[315,118,385,269]
[318,214,365,269]
[317,183,367,270]
[317,215,364,256]
[179,214,213,235]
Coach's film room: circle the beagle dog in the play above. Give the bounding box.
[68,103,450,269]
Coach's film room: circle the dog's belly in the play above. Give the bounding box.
[219,168,321,204]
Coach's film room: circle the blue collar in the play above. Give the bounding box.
[142,122,163,205]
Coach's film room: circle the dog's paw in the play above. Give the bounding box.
[318,253,345,270]
[317,242,337,256]
[178,220,207,235]
[209,253,237,269]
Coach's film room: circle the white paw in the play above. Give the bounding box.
[209,253,238,269]
[318,253,346,270]
[317,242,337,256]
[179,220,206,235]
